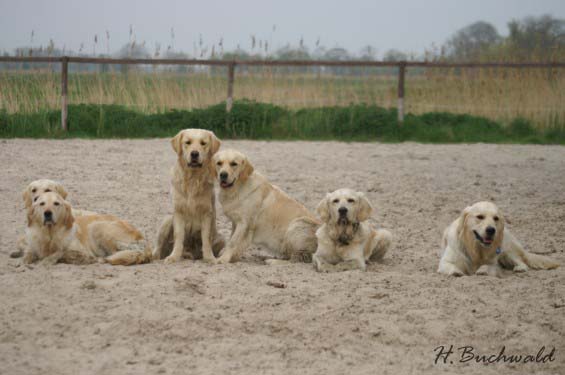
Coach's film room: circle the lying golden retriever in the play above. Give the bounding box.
[212,149,320,264]
[15,179,96,257]
[23,192,151,266]
[438,201,559,276]
[153,129,224,264]
[312,189,392,272]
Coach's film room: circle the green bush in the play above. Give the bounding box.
[0,101,563,144]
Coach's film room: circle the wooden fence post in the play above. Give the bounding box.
[397,61,406,125]
[61,56,69,131]
[226,62,235,112]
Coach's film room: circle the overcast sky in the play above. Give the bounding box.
[1,0,564,57]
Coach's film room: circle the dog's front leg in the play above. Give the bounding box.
[217,222,251,264]
[39,250,64,266]
[165,213,185,264]
[475,262,502,277]
[200,214,217,264]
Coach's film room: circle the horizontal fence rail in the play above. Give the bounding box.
[1,56,564,130]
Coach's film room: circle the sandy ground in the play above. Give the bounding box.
[0,139,564,375]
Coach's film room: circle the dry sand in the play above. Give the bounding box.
[0,139,564,375]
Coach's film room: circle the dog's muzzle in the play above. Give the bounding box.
[43,211,54,225]
[219,173,235,188]
[473,230,494,246]
[337,207,349,225]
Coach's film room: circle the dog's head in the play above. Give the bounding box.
[171,129,221,168]
[212,149,254,189]
[28,191,74,229]
[457,201,505,250]
[22,179,68,209]
[317,189,373,225]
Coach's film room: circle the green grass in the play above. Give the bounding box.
[0,101,563,144]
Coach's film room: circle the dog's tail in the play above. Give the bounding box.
[104,240,153,266]
[282,216,321,263]
[153,216,174,260]
[521,251,559,270]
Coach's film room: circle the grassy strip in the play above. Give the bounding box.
[0,101,563,144]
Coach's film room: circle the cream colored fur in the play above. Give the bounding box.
[313,189,392,272]
[153,129,224,264]
[212,149,320,264]
[438,201,559,277]
[23,192,151,266]
[16,179,96,256]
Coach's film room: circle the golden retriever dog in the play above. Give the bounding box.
[15,179,96,257]
[438,201,559,276]
[212,149,320,264]
[312,189,392,272]
[153,129,225,264]
[23,192,151,266]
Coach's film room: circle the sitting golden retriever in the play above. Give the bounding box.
[15,179,96,257]
[212,149,320,264]
[153,129,224,264]
[438,201,559,276]
[312,189,392,272]
[23,192,151,266]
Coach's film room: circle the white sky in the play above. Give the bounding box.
[0,0,563,57]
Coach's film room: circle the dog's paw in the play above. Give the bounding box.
[164,255,181,264]
[448,269,464,277]
[39,257,59,267]
[216,254,232,264]
[475,265,500,277]
[202,256,218,265]
[513,264,528,273]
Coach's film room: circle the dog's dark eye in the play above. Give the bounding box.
[332,199,339,204]
[201,141,207,146]
[230,162,238,167]
[45,189,51,192]
[216,161,222,166]
[185,140,191,145]
[347,199,355,203]
[31,188,37,193]
[493,216,499,221]
[54,202,60,206]
[33,197,39,202]
[40,202,45,206]
[477,215,485,220]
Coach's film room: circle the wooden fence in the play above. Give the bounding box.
[1,56,564,131]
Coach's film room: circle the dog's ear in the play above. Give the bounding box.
[53,182,68,200]
[239,157,254,182]
[171,130,184,155]
[63,201,75,229]
[316,194,330,222]
[456,206,472,239]
[356,192,373,222]
[209,154,219,177]
[209,132,221,156]
[26,204,35,227]
[22,187,32,208]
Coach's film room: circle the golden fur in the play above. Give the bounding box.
[153,129,224,263]
[212,149,320,264]
[313,189,392,272]
[438,201,559,276]
[16,179,96,257]
[23,192,151,266]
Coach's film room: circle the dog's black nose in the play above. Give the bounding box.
[44,211,53,219]
[190,151,199,159]
[338,207,348,216]
[219,171,228,181]
[486,226,496,236]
